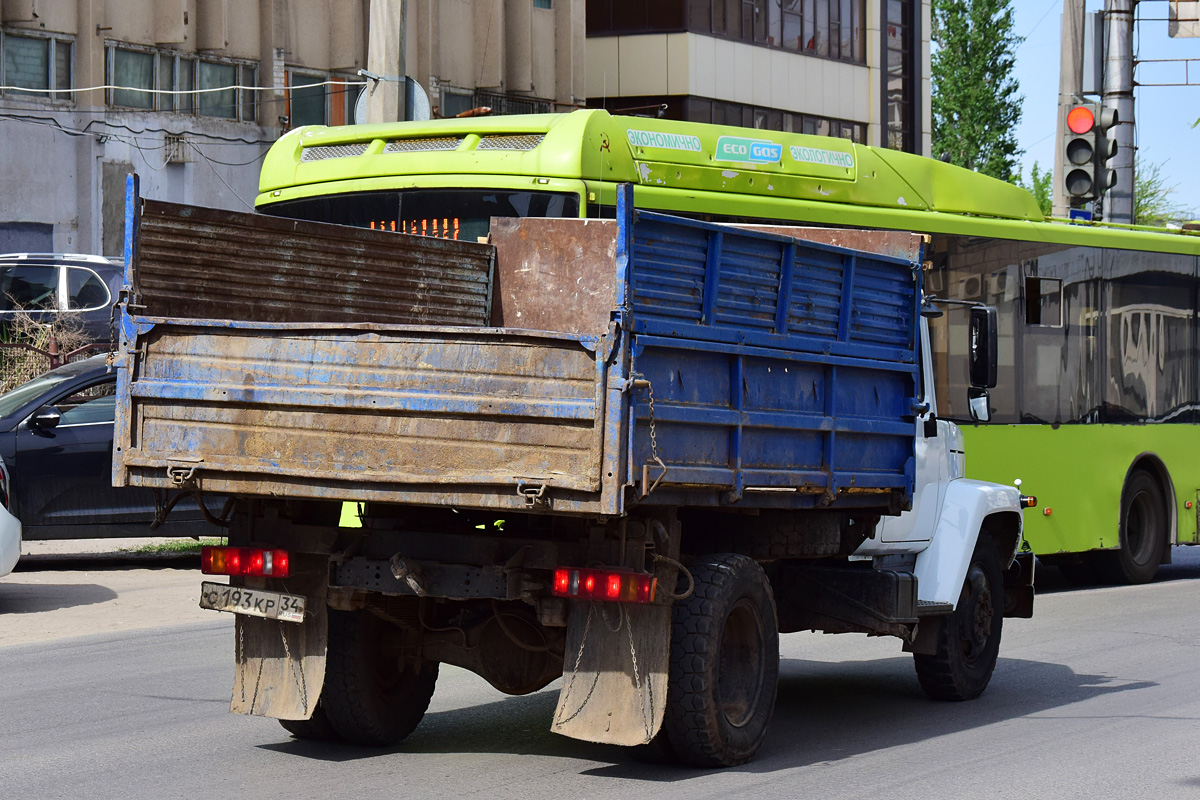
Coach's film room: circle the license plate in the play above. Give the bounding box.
[199,581,306,623]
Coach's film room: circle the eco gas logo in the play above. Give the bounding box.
[715,136,782,164]
[626,129,703,152]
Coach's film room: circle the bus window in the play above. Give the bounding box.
[1024,277,1063,327]
[262,189,581,241]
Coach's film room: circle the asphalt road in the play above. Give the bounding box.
[2,550,1199,799]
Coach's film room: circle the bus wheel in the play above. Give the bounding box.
[321,609,439,746]
[1097,471,1166,585]
[914,539,1003,701]
[661,554,779,768]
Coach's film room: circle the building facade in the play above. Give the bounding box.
[0,0,584,257]
[0,0,922,258]
[584,0,930,154]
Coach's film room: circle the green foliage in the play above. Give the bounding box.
[1134,158,1196,226]
[931,0,1024,181]
[123,537,227,556]
[1015,161,1052,216]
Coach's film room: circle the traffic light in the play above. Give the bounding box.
[1093,105,1119,195]
[1062,103,1099,201]
[1062,102,1120,204]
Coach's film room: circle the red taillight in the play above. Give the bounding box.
[554,569,570,594]
[200,546,291,578]
[551,567,657,605]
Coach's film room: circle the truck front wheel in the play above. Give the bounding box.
[662,554,779,767]
[322,609,439,746]
[913,539,1003,701]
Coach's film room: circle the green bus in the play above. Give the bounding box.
[256,109,1200,584]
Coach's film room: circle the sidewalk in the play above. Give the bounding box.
[18,537,205,566]
[1,538,223,648]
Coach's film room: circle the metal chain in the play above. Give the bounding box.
[553,604,600,728]
[646,379,660,466]
[279,620,309,715]
[624,605,655,742]
[247,620,265,713]
[237,619,245,705]
[637,376,669,496]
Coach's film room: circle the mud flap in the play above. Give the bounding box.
[229,561,328,721]
[551,600,670,746]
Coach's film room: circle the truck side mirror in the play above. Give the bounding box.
[968,387,991,422]
[968,306,998,388]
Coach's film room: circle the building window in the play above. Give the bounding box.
[438,87,552,118]
[0,30,72,100]
[594,94,866,144]
[106,43,257,121]
[533,0,553,8]
[590,0,865,64]
[883,0,918,152]
[287,70,363,127]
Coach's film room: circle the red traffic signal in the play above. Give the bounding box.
[1066,105,1096,134]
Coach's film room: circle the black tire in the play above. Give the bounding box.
[914,539,1004,701]
[278,701,340,741]
[321,609,439,746]
[1095,471,1166,585]
[661,554,779,768]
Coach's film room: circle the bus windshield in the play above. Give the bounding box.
[261,189,580,241]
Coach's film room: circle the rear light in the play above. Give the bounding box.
[201,546,290,578]
[551,567,657,604]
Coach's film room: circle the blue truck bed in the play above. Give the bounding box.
[114,184,921,516]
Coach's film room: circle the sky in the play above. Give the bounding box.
[1009,0,1200,216]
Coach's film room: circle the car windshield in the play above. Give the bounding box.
[0,369,79,419]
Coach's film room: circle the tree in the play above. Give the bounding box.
[931,0,1024,181]
[1016,161,1052,216]
[1134,159,1196,226]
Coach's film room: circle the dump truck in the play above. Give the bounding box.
[113,177,1033,767]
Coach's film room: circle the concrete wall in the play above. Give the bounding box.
[586,32,871,127]
[0,0,335,256]
[405,0,585,113]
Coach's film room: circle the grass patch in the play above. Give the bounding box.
[120,537,227,555]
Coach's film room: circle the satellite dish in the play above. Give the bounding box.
[353,87,367,125]
[406,77,431,121]
[351,76,430,123]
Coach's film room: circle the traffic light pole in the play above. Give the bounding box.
[1053,0,1086,218]
[1102,0,1135,224]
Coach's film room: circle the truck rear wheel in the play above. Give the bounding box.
[278,702,339,741]
[914,539,1003,701]
[661,554,779,768]
[322,609,439,746]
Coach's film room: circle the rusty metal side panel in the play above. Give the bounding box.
[489,217,618,335]
[120,325,606,501]
[135,199,494,326]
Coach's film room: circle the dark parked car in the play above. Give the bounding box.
[0,253,124,341]
[0,355,224,540]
